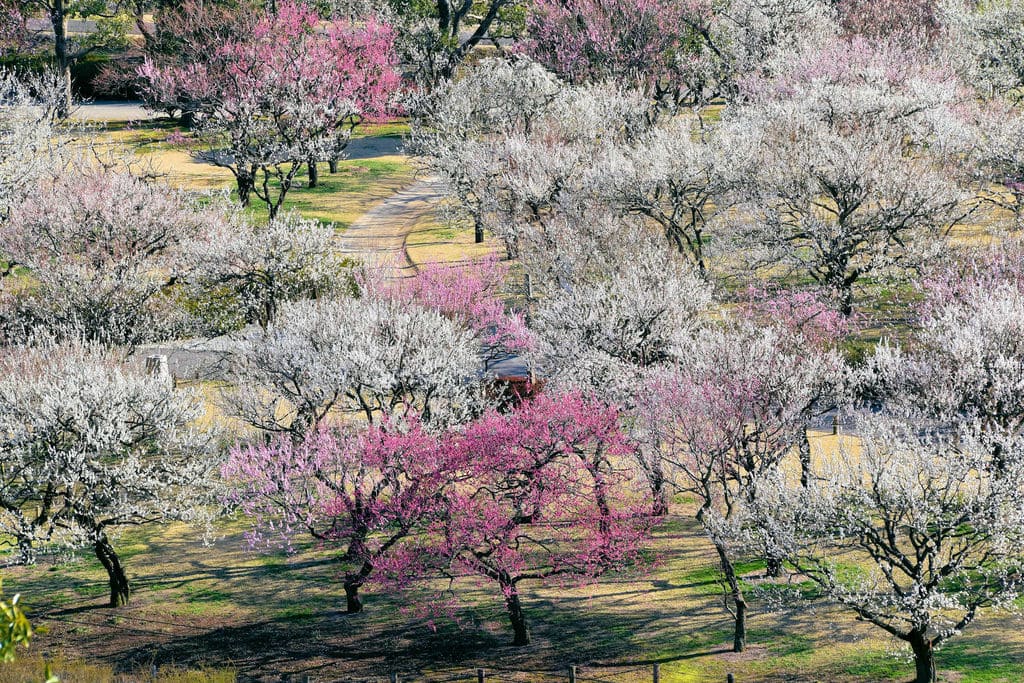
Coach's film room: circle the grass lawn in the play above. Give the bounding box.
[80,121,417,231]
[405,213,503,267]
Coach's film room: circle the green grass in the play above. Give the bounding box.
[270,157,415,229]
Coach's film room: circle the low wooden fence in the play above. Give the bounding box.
[281,666,743,683]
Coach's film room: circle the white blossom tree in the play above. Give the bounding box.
[588,116,732,275]
[945,0,1024,101]
[743,418,1024,683]
[532,240,711,401]
[183,210,351,332]
[227,294,483,439]
[718,40,972,314]
[410,58,648,248]
[0,341,219,606]
[0,69,66,222]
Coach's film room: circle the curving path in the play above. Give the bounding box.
[336,176,445,277]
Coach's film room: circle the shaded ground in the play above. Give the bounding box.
[6,437,1024,683]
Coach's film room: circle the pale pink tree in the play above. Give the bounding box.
[835,0,942,41]
[738,288,852,488]
[379,393,649,646]
[863,241,1024,466]
[139,1,401,217]
[223,414,455,613]
[523,0,713,110]
[635,320,843,652]
[0,169,215,346]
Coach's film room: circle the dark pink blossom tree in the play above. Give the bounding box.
[380,393,649,646]
[139,1,401,217]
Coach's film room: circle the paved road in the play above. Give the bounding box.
[72,101,155,122]
[26,18,149,35]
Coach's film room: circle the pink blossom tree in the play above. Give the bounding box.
[223,414,455,613]
[139,1,401,217]
[111,0,251,123]
[380,393,649,646]
[523,0,712,110]
[370,255,534,370]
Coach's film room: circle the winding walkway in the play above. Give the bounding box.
[336,176,445,277]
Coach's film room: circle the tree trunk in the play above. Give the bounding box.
[50,0,73,119]
[16,537,35,566]
[343,579,363,613]
[799,428,812,488]
[715,542,747,652]
[342,559,373,614]
[650,477,669,517]
[909,631,937,683]
[502,579,530,646]
[307,158,319,188]
[765,555,783,578]
[328,159,339,173]
[236,173,254,207]
[474,218,484,244]
[94,533,130,607]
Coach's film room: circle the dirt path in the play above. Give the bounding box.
[337,176,445,277]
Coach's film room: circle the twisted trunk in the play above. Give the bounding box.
[501,576,530,646]
[714,541,746,652]
[343,560,374,614]
[799,428,812,487]
[95,533,130,607]
[236,171,255,207]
